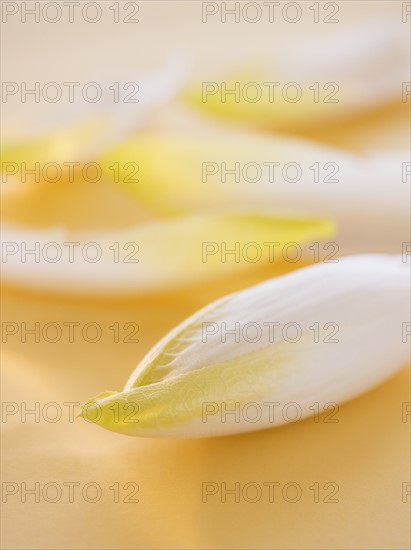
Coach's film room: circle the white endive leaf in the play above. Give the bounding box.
[102,132,410,239]
[2,50,189,160]
[185,20,409,130]
[0,212,333,295]
[81,254,410,438]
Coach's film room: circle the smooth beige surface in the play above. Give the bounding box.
[1,282,410,550]
[1,2,410,549]
[1,173,410,550]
